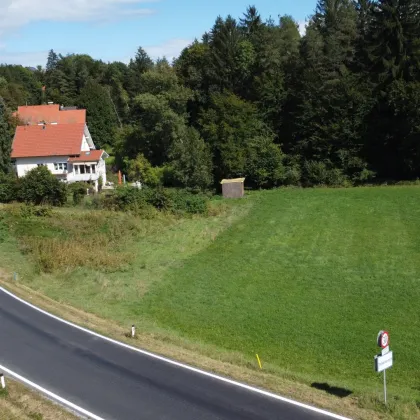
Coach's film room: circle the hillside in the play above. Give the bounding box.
[1,187,420,418]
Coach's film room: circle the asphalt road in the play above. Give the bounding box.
[0,288,346,420]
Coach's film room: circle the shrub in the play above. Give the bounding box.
[302,161,350,187]
[20,204,53,218]
[142,188,173,211]
[168,127,213,191]
[167,189,208,214]
[18,166,67,206]
[0,172,18,202]
[69,182,89,205]
[352,168,376,184]
[282,156,302,186]
[101,186,208,215]
[244,136,285,188]
[113,186,149,211]
[98,175,104,192]
[327,168,350,187]
[302,161,329,186]
[125,154,164,187]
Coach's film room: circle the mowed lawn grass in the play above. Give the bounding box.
[139,187,420,401]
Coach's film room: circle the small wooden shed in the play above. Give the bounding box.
[221,178,245,198]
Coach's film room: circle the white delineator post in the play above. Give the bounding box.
[131,325,136,338]
[0,373,5,389]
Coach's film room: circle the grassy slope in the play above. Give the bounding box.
[1,188,420,417]
[139,188,420,400]
[0,199,251,329]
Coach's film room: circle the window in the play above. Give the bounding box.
[86,165,91,174]
[80,165,85,174]
[91,164,96,174]
[37,163,46,167]
[75,165,79,175]
[53,163,68,171]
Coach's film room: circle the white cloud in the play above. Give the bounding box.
[0,0,158,66]
[298,20,307,37]
[0,38,193,67]
[0,0,156,36]
[0,49,48,66]
[144,38,192,61]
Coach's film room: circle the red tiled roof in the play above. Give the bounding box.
[11,124,85,158]
[68,150,105,162]
[15,105,86,125]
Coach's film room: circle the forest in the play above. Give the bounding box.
[0,0,420,191]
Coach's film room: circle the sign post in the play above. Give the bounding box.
[374,330,392,404]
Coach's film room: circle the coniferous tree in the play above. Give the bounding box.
[0,98,12,174]
[77,80,118,150]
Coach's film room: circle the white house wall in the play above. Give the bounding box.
[97,158,107,185]
[80,134,90,152]
[84,125,96,149]
[15,155,107,192]
[15,156,70,177]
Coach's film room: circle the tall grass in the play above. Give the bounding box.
[2,205,144,273]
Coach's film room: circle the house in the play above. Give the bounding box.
[11,104,108,191]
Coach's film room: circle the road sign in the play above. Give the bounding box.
[375,330,393,405]
[375,351,393,373]
[382,346,390,356]
[377,330,389,349]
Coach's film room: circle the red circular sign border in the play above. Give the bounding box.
[380,331,390,349]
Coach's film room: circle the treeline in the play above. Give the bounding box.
[1,0,420,190]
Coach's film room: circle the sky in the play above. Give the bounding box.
[0,0,317,67]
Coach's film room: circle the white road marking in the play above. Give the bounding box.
[0,287,352,420]
[0,363,105,420]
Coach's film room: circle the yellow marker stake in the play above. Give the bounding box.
[256,354,262,369]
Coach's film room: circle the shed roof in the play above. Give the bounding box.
[220,178,245,184]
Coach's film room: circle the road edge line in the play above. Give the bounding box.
[0,363,105,420]
[0,286,352,420]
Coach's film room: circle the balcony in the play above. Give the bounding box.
[52,170,68,176]
[67,172,99,182]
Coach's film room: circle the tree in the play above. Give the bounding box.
[250,15,300,130]
[199,92,280,181]
[208,15,252,93]
[0,172,18,203]
[126,93,187,165]
[169,127,213,191]
[367,0,420,84]
[19,166,67,206]
[127,47,154,96]
[244,135,285,188]
[0,98,12,174]
[361,0,420,179]
[239,5,263,35]
[285,0,373,184]
[125,153,163,187]
[77,79,118,150]
[121,65,193,166]
[46,49,59,72]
